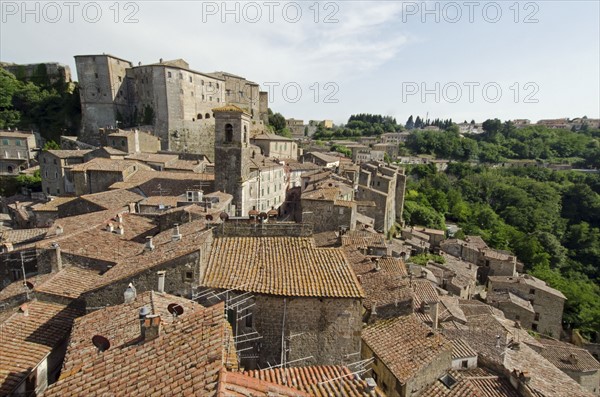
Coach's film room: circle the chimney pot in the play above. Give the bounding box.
[145,236,155,251]
[106,222,114,232]
[141,314,161,341]
[116,225,124,235]
[172,224,182,242]
[55,225,63,235]
[124,283,136,304]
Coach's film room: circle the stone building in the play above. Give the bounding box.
[1,61,72,85]
[39,149,91,196]
[355,162,406,233]
[487,274,567,337]
[486,290,536,327]
[251,132,298,160]
[200,234,364,369]
[69,158,151,195]
[0,130,38,175]
[74,54,268,159]
[300,177,356,233]
[213,105,285,216]
[99,128,161,154]
[532,337,600,395]
[285,118,306,138]
[361,314,452,397]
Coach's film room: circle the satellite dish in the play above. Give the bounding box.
[167,303,184,317]
[92,335,110,352]
[258,212,268,220]
[206,214,213,221]
[219,212,229,221]
[25,281,34,290]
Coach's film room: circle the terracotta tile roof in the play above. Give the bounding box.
[341,230,387,249]
[164,159,204,171]
[488,275,567,299]
[244,366,386,397]
[0,228,48,244]
[213,104,250,114]
[421,368,519,397]
[203,237,364,298]
[31,197,76,212]
[348,249,411,313]
[0,130,35,138]
[125,153,179,164]
[219,370,310,397]
[362,315,452,384]
[60,291,220,376]
[34,220,210,300]
[0,273,54,302]
[486,290,534,312]
[45,149,92,159]
[44,302,234,397]
[412,279,440,307]
[0,300,81,395]
[79,188,145,210]
[536,337,600,372]
[109,170,214,196]
[451,338,477,359]
[252,132,293,141]
[70,157,148,172]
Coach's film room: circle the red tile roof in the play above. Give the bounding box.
[45,302,231,397]
[0,300,80,395]
[203,237,364,298]
[362,315,452,384]
[244,366,386,397]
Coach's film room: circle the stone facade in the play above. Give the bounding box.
[301,199,356,234]
[0,131,38,175]
[488,275,566,338]
[39,150,89,196]
[75,54,268,159]
[216,293,362,370]
[355,162,406,233]
[251,134,298,160]
[100,128,161,154]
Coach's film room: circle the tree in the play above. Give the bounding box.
[43,140,60,150]
[406,115,415,130]
[268,111,286,132]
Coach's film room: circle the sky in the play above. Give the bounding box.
[1,0,599,125]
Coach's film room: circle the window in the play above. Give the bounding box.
[201,80,204,85]
[225,123,233,143]
[245,309,252,327]
[184,271,193,281]
[95,73,98,78]
[189,76,193,82]
[53,159,57,165]
[209,96,213,101]
[461,360,468,368]
[180,89,184,94]
[217,98,220,102]
[2,139,8,145]
[530,289,535,295]
[216,83,219,89]
[118,76,122,82]
[15,140,21,146]
[197,113,203,120]
[372,371,378,383]
[534,313,540,321]
[168,71,172,78]
[532,323,538,331]
[205,113,210,119]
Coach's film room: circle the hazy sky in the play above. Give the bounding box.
[1,0,599,124]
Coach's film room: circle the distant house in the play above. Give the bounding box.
[39,150,91,196]
[0,130,38,175]
[487,274,566,338]
[361,315,452,397]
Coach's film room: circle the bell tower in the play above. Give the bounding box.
[213,105,252,215]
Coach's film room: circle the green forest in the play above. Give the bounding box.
[0,67,81,142]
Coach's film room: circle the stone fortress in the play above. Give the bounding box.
[74,54,269,160]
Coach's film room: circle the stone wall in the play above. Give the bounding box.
[214,221,312,238]
[228,294,362,369]
[301,199,356,234]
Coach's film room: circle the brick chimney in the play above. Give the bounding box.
[141,314,161,341]
[50,242,63,272]
[430,301,439,330]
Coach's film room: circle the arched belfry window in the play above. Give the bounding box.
[205,113,210,119]
[197,113,203,119]
[225,123,234,143]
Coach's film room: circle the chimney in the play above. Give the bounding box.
[19,303,29,316]
[141,314,161,341]
[124,283,137,304]
[157,271,165,293]
[172,224,182,242]
[365,378,377,393]
[116,213,123,223]
[374,259,381,272]
[106,222,114,232]
[55,224,63,235]
[430,301,439,330]
[50,242,63,272]
[145,236,155,251]
[116,224,124,235]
